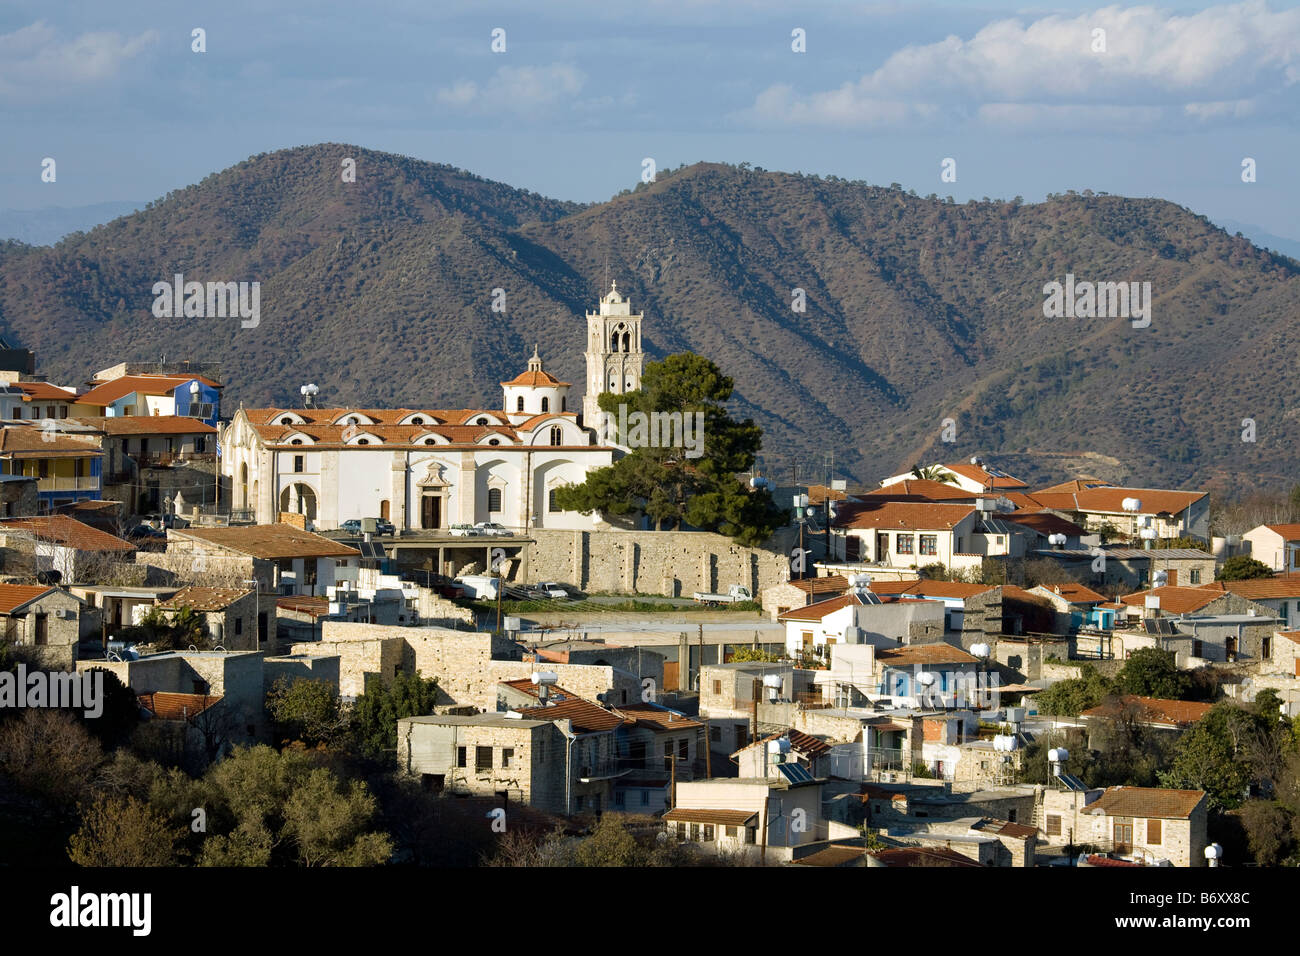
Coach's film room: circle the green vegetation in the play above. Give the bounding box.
[729,646,783,663]
[1033,664,1116,717]
[1218,556,1276,581]
[555,353,786,546]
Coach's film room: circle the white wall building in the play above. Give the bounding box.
[221,284,638,531]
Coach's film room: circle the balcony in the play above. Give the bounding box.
[37,476,99,492]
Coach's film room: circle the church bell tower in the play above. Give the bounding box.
[583,280,644,434]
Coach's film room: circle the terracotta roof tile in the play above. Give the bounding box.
[616,702,702,731]
[172,523,359,560]
[869,846,984,867]
[15,382,78,401]
[1206,574,1300,600]
[514,691,624,733]
[791,575,850,595]
[138,691,222,720]
[942,463,1028,489]
[835,501,975,531]
[662,808,759,826]
[1031,485,1206,516]
[1119,586,1221,614]
[72,415,216,436]
[0,583,57,614]
[863,480,975,502]
[1033,583,1107,604]
[1080,695,1213,727]
[1262,524,1300,540]
[156,586,253,612]
[0,514,133,552]
[78,374,220,407]
[1082,786,1206,820]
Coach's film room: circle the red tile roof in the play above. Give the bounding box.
[1031,485,1205,517]
[836,501,974,531]
[500,369,570,388]
[616,703,702,731]
[0,427,102,456]
[790,575,850,596]
[1119,586,1221,614]
[791,845,867,867]
[0,514,134,552]
[662,808,758,826]
[1202,574,1300,600]
[1262,524,1300,540]
[777,592,870,622]
[73,415,216,436]
[1079,695,1213,728]
[876,644,979,666]
[156,586,253,612]
[15,382,78,401]
[869,846,984,867]
[514,692,624,733]
[1082,786,1206,820]
[0,583,58,614]
[942,463,1028,489]
[78,374,219,407]
[138,691,222,720]
[862,480,975,502]
[172,524,358,559]
[1005,512,1087,537]
[1033,583,1107,604]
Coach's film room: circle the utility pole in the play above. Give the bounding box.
[697,623,704,691]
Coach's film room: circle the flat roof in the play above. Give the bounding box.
[400,713,549,729]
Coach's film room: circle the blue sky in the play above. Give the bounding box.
[1,0,1297,239]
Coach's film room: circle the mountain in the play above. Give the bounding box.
[1213,218,1300,265]
[0,143,1296,496]
[0,202,147,246]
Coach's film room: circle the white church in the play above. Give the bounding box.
[219,281,645,531]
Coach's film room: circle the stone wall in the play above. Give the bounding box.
[263,654,341,695]
[523,527,796,597]
[290,635,404,697]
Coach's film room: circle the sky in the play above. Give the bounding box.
[1,0,1297,239]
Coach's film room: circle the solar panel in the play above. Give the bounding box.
[777,763,815,785]
[1057,773,1089,792]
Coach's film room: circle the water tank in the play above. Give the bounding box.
[768,737,791,755]
[1048,747,1069,763]
[1121,497,1143,512]
[1005,706,1026,723]
[993,734,1017,752]
[531,671,558,686]
[970,642,991,659]
[503,616,522,632]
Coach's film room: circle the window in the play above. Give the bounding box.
[919,535,938,556]
[34,613,48,645]
[488,439,500,446]
[234,618,243,635]
[725,826,737,838]
[640,790,649,806]
[676,823,687,840]
[1263,636,1272,658]
[712,680,721,695]
[291,438,303,445]
[1114,821,1133,848]
[1192,639,1203,658]
[689,823,700,842]
[1046,814,1062,836]
[548,489,559,512]
[541,397,550,413]
[501,748,513,768]
[516,397,524,412]
[475,746,492,773]
[456,747,467,768]
[663,741,673,771]
[1147,819,1162,844]
[703,824,715,842]
[1189,569,1201,584]
[550,426,562,446]
[896,534,914,555]
[615,790,625,807]
[411,417,425,425]
[356,438,370,445]
[561,396,567,412]
[476,418,488,426]
[488,488,502,513]
[1007,809,1017,822]
[294,455,304,473]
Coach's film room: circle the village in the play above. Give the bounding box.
[0,282,1296,869]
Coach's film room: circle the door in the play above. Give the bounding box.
[380,499,390,521]
[1113,820,1133,852]
[1226,636,1238,660]
[663,660,679,691]
[421,494,441,529]
[1166,569,1178,586]
[876,533,890,560]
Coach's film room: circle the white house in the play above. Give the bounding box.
[1242,524,1300,573]
[776,591,943,659]
[221,283,644,531]
[879,459,1029,495]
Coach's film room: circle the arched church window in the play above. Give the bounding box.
[541,397,550,413]
[548,489,559,512]
[476,417,488,426]
[621,331,630,351]
[550,426,562,446]
[488,488,502,513]
[516,397,524,412]
[561,396,567,412]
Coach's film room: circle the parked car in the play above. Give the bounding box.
[126,524,166,540]
[448,524,480,537]
[536,582,570,599]
[339,518,395,536]
[473,522,511,537]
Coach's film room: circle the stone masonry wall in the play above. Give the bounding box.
[524,528,796,597]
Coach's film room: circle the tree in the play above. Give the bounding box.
[266,676,351,748]
[1034,665,1115,717]
[0,709,104,810]
[729,646,782,663]
[1218,556,1275,581]
[67,795,184,866]
[1116,648,1191,699]
[351,671,440,765]
[910,466,957,484]
[1237,800,1294,865]
[574,815,645,867]
[1160,702,1285,809]
[195,745,392,866]
[554,353,786,546]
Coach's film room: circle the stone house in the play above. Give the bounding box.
[0,583,87,668]
[1198,574,1300,631]
[761,574,849,621]
[1030,482,1210,542]
[1080,787,1208,867]
[154,585,258,652]
[1118,586,1279,662]
[397,709,620,815]
[777,592,945,660]
[160,523,360,598]
[666,776,829,862]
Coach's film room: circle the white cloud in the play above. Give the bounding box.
[0,21,158,98]
[741,2,1300,129]
[436,63,586,113]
